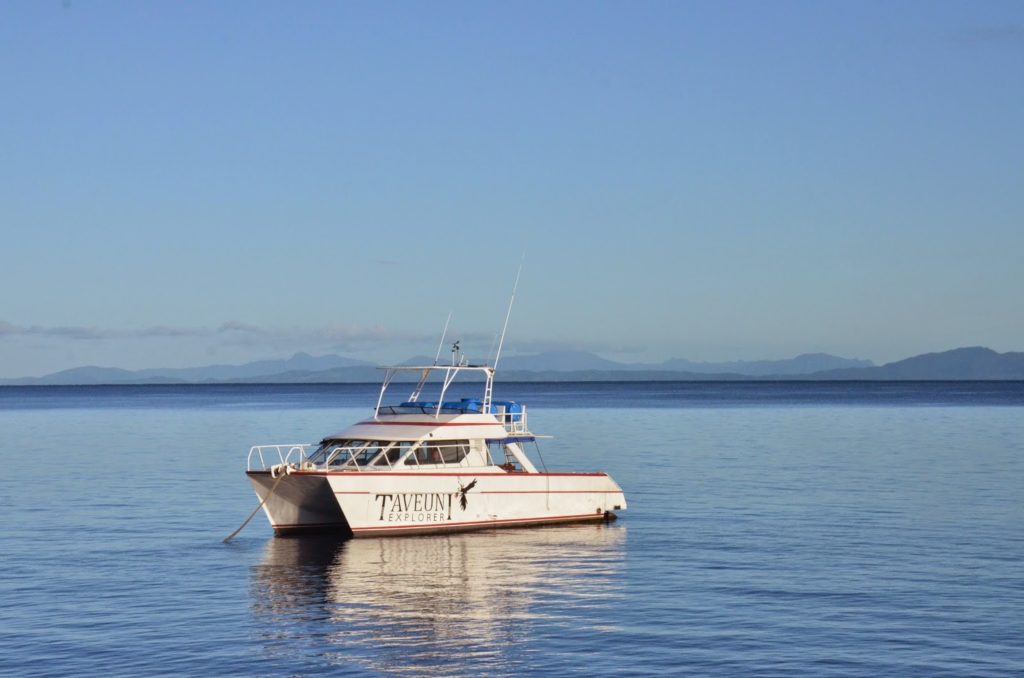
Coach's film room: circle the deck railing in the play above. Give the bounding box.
[247,443,313,472]
[492,405,529,434]
[372,403,530,434]
[248,440,481,472]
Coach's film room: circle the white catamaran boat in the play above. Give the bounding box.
[244,356,628,537]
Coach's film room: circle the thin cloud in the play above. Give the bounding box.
[140,325,206,338]
[0,319,432,351]
[218,321,433,348]
[0,322,111,340]
[0,321,415,346]
[503,338,644,355]
[2,320,627,357]
[217,320,261,333]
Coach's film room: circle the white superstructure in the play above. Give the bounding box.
[245,361,627,537]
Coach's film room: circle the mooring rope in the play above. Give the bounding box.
[223,465,290,543]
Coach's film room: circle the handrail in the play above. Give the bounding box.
[284,445,308,467]
[247,443,314,471]
[491,406,529,434]
[248,442,384,472]
[346,446,363,472]
[373,404,530,434]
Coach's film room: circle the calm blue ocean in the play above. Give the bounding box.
[1,382,1022,676]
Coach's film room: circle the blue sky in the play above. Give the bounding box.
[2,1,1022,377]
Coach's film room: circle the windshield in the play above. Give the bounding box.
[308,438,470,469]
[308,439,374,466]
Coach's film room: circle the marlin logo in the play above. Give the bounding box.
[456,479,477,511]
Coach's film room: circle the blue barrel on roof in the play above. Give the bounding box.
[399,401,435,410]
[439,399,482,412]
[490,400,522,422]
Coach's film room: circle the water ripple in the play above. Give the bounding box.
[1,388,1023,675]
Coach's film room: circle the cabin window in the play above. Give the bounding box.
[309,439,383,467]
[439,440,469,464]
[309,441,329,464]
[372,441,413,467]
[309,439,352,465]
[330,440,371,467]
[404,440,469,466]
[351,441,389,466]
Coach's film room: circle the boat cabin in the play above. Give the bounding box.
[246,362,541,474]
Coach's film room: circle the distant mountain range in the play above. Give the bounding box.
[0,352,372,385]
[495,350,873,375]
[806,347,1024,380]
[3,347,1023,384]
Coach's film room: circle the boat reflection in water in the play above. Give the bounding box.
[251,524,626,674]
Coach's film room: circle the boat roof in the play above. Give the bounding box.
[327,412,510,442]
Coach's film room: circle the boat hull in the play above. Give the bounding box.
[248,469,626,538]
[329,469,626,537]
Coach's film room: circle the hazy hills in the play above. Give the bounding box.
[495,350,873,375]
[808,347,1024,380]
[3,347,1023,384]
[0,352,371,385]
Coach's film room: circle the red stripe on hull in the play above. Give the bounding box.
[247,473,606,477]
[270,515,618,537]
[479,490,622,494]
[352,512,605,532]
[334,489,621,495]
[262,471,608,478]
[271,521,349,533]
[351,513,613,537]
[354,420,494,427]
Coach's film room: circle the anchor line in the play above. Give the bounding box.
[223,465,290,543]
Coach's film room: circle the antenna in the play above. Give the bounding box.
[433,312,452,365]
[485,330,500,366]
[492,258,523,370]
